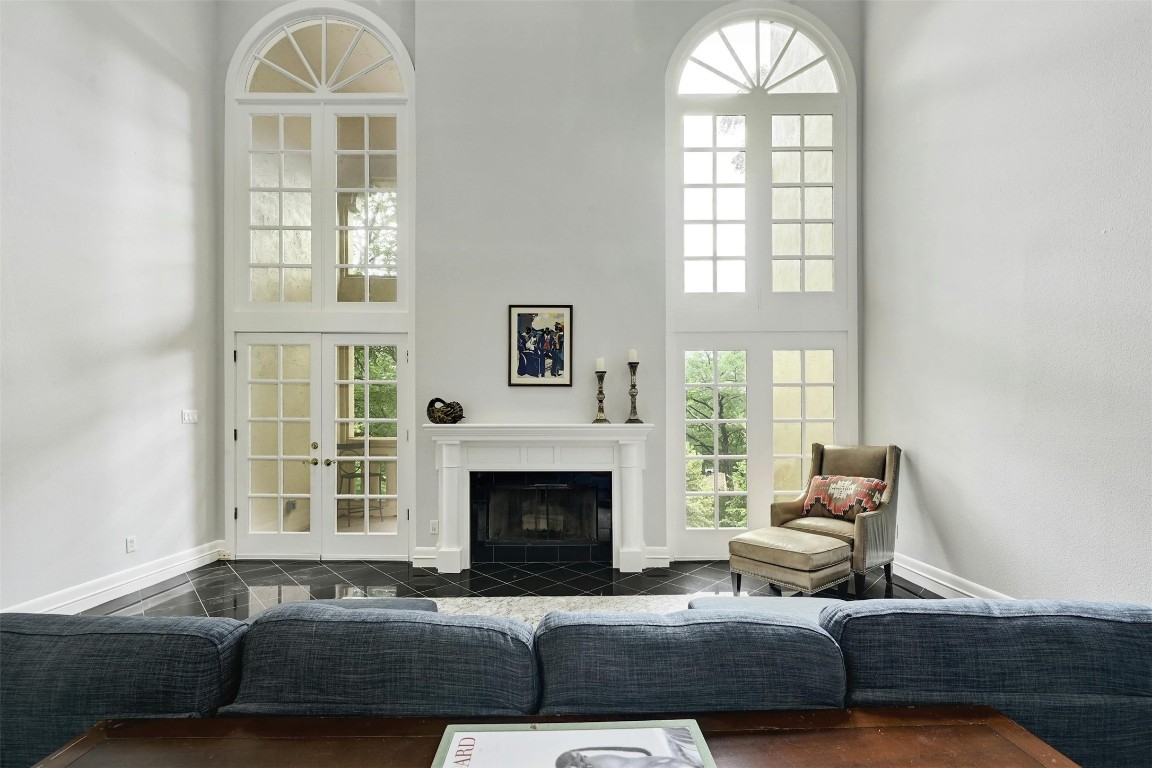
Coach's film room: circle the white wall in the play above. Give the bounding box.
[0,1,221,609]
[862,0,1152,602]
[412,1,862,556]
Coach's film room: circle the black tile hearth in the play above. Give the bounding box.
[83,558,940,619]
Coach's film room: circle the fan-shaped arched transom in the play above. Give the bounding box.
[247,16,403,94]
[679,19,837,95]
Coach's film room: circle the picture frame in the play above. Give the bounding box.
[508,305,572,386]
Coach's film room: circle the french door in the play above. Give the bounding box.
[235,333,409,559]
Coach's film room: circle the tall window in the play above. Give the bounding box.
[673,17,844,297]
[684,351,749,528]
[667,7,857,558]
[232,15,412,311]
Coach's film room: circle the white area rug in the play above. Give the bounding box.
[432,595,697,625]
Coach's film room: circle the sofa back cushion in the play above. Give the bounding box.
[219,602,537,717]
[820,599,1152,768]
[535,610,845,715]
[0,613,246,768]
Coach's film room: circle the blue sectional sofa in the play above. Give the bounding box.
[2,598,1149,768]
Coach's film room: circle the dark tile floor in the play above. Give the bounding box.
[84,560,940,620]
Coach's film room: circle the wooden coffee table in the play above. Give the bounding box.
[36,706,1078,767]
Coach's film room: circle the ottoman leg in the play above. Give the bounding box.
[731,571,741,595]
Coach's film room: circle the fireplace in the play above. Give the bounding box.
[423,423,656,573]
[470,472,612,563]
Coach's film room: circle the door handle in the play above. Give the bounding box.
[301,458,319,466]
[324,459,334,466]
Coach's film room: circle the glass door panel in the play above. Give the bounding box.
[321,336,407,558]
[236,335,322,558]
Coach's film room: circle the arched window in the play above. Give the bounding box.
[671,14,847,297]
[666,6,858,561]
[226,10,414,312]
[679,20,838,95]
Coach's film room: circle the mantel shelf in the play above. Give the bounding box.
[423,423,655,442]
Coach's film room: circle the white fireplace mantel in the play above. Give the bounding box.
[423,423,655,573]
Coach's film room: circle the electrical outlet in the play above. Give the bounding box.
[181,409,199,424]
[429,520,439,535]
[125,536,137,553]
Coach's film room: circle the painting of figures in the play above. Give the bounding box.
[508,305,572,386]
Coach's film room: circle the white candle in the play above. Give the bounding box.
[595,357,606,371]
[628,349,639,363]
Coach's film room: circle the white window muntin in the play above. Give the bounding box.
[233,104,407,313]
[672,92,845,308]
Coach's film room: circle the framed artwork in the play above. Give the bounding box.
[509,305,572,386]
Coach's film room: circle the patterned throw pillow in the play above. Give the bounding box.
[802,475,888,519]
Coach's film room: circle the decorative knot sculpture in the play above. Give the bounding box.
[426,398,465,424]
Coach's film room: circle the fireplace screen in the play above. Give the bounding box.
[487,484,597,543]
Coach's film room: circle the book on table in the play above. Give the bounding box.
[431,719,716,768]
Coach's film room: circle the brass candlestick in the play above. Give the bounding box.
[593,371,610,423]
[626,361,643,423]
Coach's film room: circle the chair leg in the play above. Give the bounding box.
[854,572,866,597]
[884,562,893,584]
[731,571,741,595]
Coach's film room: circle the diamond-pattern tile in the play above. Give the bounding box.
[83,559,938,617]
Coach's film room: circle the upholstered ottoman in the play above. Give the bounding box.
[730,526,851,595]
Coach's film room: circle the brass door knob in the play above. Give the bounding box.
[324,459,334,466]
[302,458,319,465]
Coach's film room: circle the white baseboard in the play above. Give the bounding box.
[644,547,672,569]
[894,553,1013,600]
[410,546,439,569]
[3,540,226,615]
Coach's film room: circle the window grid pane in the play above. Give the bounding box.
[772,349,834,498]
[685,350,748,529]
[335,344,400,534]
[249,115,313,303]
[683,116,745,294]
[336,115,399,304]
[771,114,834,293]
[248,344,312,534]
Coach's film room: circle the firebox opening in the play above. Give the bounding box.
[470,472,612,564]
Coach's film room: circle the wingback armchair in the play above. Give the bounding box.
[771,444,902,596]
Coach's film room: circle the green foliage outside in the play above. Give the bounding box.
[683,351,749,529]
[351,346,398,438]
[343,191,398,276]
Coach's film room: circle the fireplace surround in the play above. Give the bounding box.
[423,423,655,572]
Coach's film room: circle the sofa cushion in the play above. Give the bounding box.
[781,516,855,546]
[821,599,1152,768]
[535,610,845,715]
[219,602,537,717]
[0,613,246,768]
